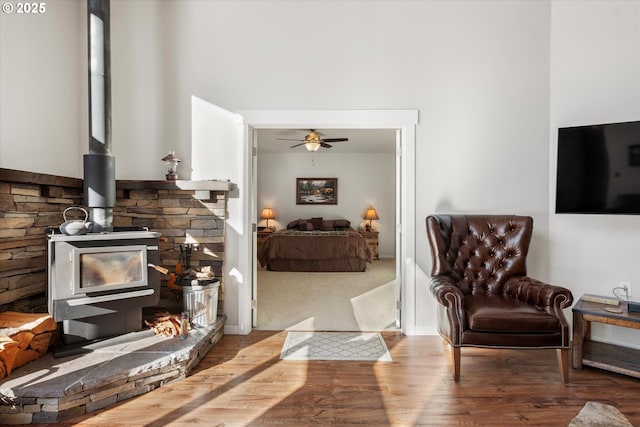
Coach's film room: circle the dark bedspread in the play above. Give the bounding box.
[258,228,373,272]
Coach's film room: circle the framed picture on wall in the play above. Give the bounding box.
[296,178,338,205]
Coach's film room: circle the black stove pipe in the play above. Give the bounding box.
[84,0,115,232]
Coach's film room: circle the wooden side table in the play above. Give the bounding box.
[256,229,274,254]
[359,230,379,260]
[572,298,640,379]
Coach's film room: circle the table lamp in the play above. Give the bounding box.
[261,208,275,230]
[363,207,379,231]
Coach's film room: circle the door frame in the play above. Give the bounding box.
[239,109,418,335]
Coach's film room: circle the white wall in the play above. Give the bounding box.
[191,97,248,333]
[160,0,553,333]
[0,0,85,176]
[1,0,557,334]
[111,0,169,180]
[257,152,396,257]
[550,1,640,347]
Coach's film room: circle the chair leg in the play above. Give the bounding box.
[451,346,461,382]
[556,348,569,384]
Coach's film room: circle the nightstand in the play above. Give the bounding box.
[257,229,274,254]
[359,230,379,260]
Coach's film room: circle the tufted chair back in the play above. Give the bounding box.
[426,214,532,296]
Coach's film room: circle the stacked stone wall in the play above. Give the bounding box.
[115,186,227,315]
[0,171,83,313]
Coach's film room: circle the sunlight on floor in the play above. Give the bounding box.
[374,339,447,427]
[351,280,397,331]
[88,333,310,425]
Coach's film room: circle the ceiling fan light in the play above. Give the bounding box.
[305,141,321,152]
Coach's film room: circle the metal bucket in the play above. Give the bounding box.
[182,279,220,327]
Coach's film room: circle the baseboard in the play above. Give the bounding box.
[224,324,241,335]
[412,326,439,336]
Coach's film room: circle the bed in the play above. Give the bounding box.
[257,218,373,272]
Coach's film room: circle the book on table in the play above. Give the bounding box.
[580,293,620,306]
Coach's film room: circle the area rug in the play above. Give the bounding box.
[568,401,633,427]
[280,332,392,362]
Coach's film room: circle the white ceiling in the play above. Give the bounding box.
[256,129,396,154]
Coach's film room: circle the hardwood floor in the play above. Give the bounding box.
[48,331,640,426]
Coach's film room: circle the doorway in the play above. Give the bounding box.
[254,128,397,331]
[239,109,418,335]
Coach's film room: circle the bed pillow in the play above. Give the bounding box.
[310,217,323,230]
[333,219,351,230]
[322,220,335,231]
[301,222,314,231]
[287,219,300,230]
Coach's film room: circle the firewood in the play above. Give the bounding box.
[30,332,52,355]
[0,311,57,335]
[10,331,35,349]
[12,349,41,370]
[0,311,57,377]
[145,312,189,337]
[0,338,19,378]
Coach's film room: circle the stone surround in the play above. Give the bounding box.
[0,168,231,424]
[0,168,230,315]
[0,316,225,424]
[115,178,231,316]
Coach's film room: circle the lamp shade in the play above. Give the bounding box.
[304,141,321,152]
[364,208,379,221]
[260,208,275,230]
[261,208,275,220]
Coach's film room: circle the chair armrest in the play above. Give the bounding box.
[430,275,463,305]
[430,275,466,344]
[504,276,573,348]
[503,276,573,313]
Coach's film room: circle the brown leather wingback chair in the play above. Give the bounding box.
[426,214,573,383]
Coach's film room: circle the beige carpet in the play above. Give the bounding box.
[256,258,397,331]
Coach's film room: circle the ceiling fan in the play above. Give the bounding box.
[278,129,349,152]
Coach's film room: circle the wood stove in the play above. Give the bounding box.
[42,0,169,346]
[47,230,161,345]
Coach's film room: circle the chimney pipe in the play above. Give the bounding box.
[84,0,115,232]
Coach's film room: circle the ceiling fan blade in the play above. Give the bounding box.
[289,142,306,148]
[320,142,332,148]
[321,138,348,143]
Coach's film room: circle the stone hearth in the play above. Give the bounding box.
[0,316,225,424]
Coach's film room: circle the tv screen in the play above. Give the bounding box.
[555,120,640,214]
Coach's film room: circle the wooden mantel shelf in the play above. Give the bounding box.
[117,179,232,192]
[0,168,83,188]
[0,168,232,192]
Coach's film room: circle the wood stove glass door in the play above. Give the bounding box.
[73,245,149,294]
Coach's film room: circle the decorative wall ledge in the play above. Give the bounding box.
[117,179,232,192]
[0,168,83,188]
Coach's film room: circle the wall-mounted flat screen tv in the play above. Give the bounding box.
[555,120,640,214]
